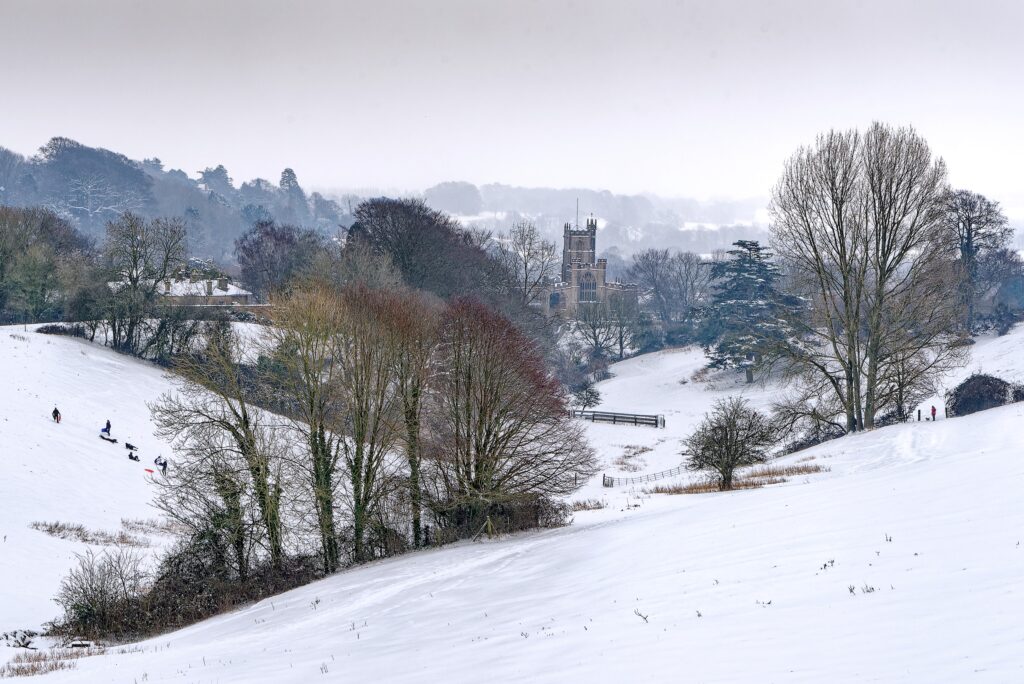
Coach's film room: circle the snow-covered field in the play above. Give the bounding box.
[2,326,1023,681]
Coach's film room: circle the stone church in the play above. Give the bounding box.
[541,217,637,316]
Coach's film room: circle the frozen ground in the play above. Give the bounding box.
[1,326,1022,682]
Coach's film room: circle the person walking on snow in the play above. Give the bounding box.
[930,405,937,421]
[52,407,61,423]
[102,419,111,435]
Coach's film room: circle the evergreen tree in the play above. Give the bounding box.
[702,240,796,383]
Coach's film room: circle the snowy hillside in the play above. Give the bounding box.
[0,330,176,633]
[3,326,1024,681]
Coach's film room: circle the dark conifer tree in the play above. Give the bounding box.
[702,240,797,383]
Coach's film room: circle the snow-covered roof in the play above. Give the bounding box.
[106,279,252,297]
[161,280,251,297]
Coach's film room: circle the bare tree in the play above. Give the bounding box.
[334,286,404,562]
[628,248,674,322]
[628,248,710,323]
[430,299,596,533]
[385,290,443,548]
[104,212,186,354]
[665,251,711,321]
[150,325,286,570]
[495,220,558,307]
[573,300,617,359]
[942,189,1011,330]
[151,432,258,582]
[268,285,347,572]
[771,123,963,431]
[683,397,777,491]
[63,174,145,227]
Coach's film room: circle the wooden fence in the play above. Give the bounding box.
[570,410,665,428]
[602,464,684,488]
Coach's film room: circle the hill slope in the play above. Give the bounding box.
[0,329,176,633]
[2,327,1019,682]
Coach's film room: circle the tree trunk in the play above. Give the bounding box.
[310,426,338,573]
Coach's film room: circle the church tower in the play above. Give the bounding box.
[561,217,598,282]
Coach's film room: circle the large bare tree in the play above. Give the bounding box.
[385,290,442,548]
[771,123,964,431]
[430,299,596,532]
[334,286,404,562]
[268,285,347,573]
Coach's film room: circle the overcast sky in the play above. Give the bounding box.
[2,0,1022,215]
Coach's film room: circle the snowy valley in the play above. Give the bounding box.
[1,325,1022,682]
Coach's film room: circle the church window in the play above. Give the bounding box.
[580,272,597,302]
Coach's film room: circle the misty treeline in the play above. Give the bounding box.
[0,136,772,270]
[0,137,353,261]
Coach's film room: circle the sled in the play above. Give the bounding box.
[144,468,154,474]
[100,435,118,444]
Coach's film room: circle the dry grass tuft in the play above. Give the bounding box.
[646,479,764,495]
[0,647,104,678]
[613,444,653,472]
[120,517,179,536]
[570,498,608,512]
[645,462,827,496]
[29,521,149,547]
[744,463,829,479]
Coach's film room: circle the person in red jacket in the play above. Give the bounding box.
[930,405,937,421]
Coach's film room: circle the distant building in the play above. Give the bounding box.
[108,274,253,307]
[159,275,253,306]
[541,217,637,316]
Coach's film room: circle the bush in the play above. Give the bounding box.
[683,397,778,491]
[431,495,570,542]
[52,530,322,641]
[53,547,146,640]
[36,323,87,338]
[945,373,1019,417]
[139,533,320,635]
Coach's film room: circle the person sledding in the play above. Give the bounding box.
[99,427,118,444]
[52,407,61,423]
[128,450,140,462]
[154,455,168,476]
[125,442,138,451]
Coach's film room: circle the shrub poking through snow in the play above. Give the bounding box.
[0,647,104,677]
[570,498,608,512]
[681,397,778,491]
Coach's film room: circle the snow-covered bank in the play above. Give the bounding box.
[0,330,175,632]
